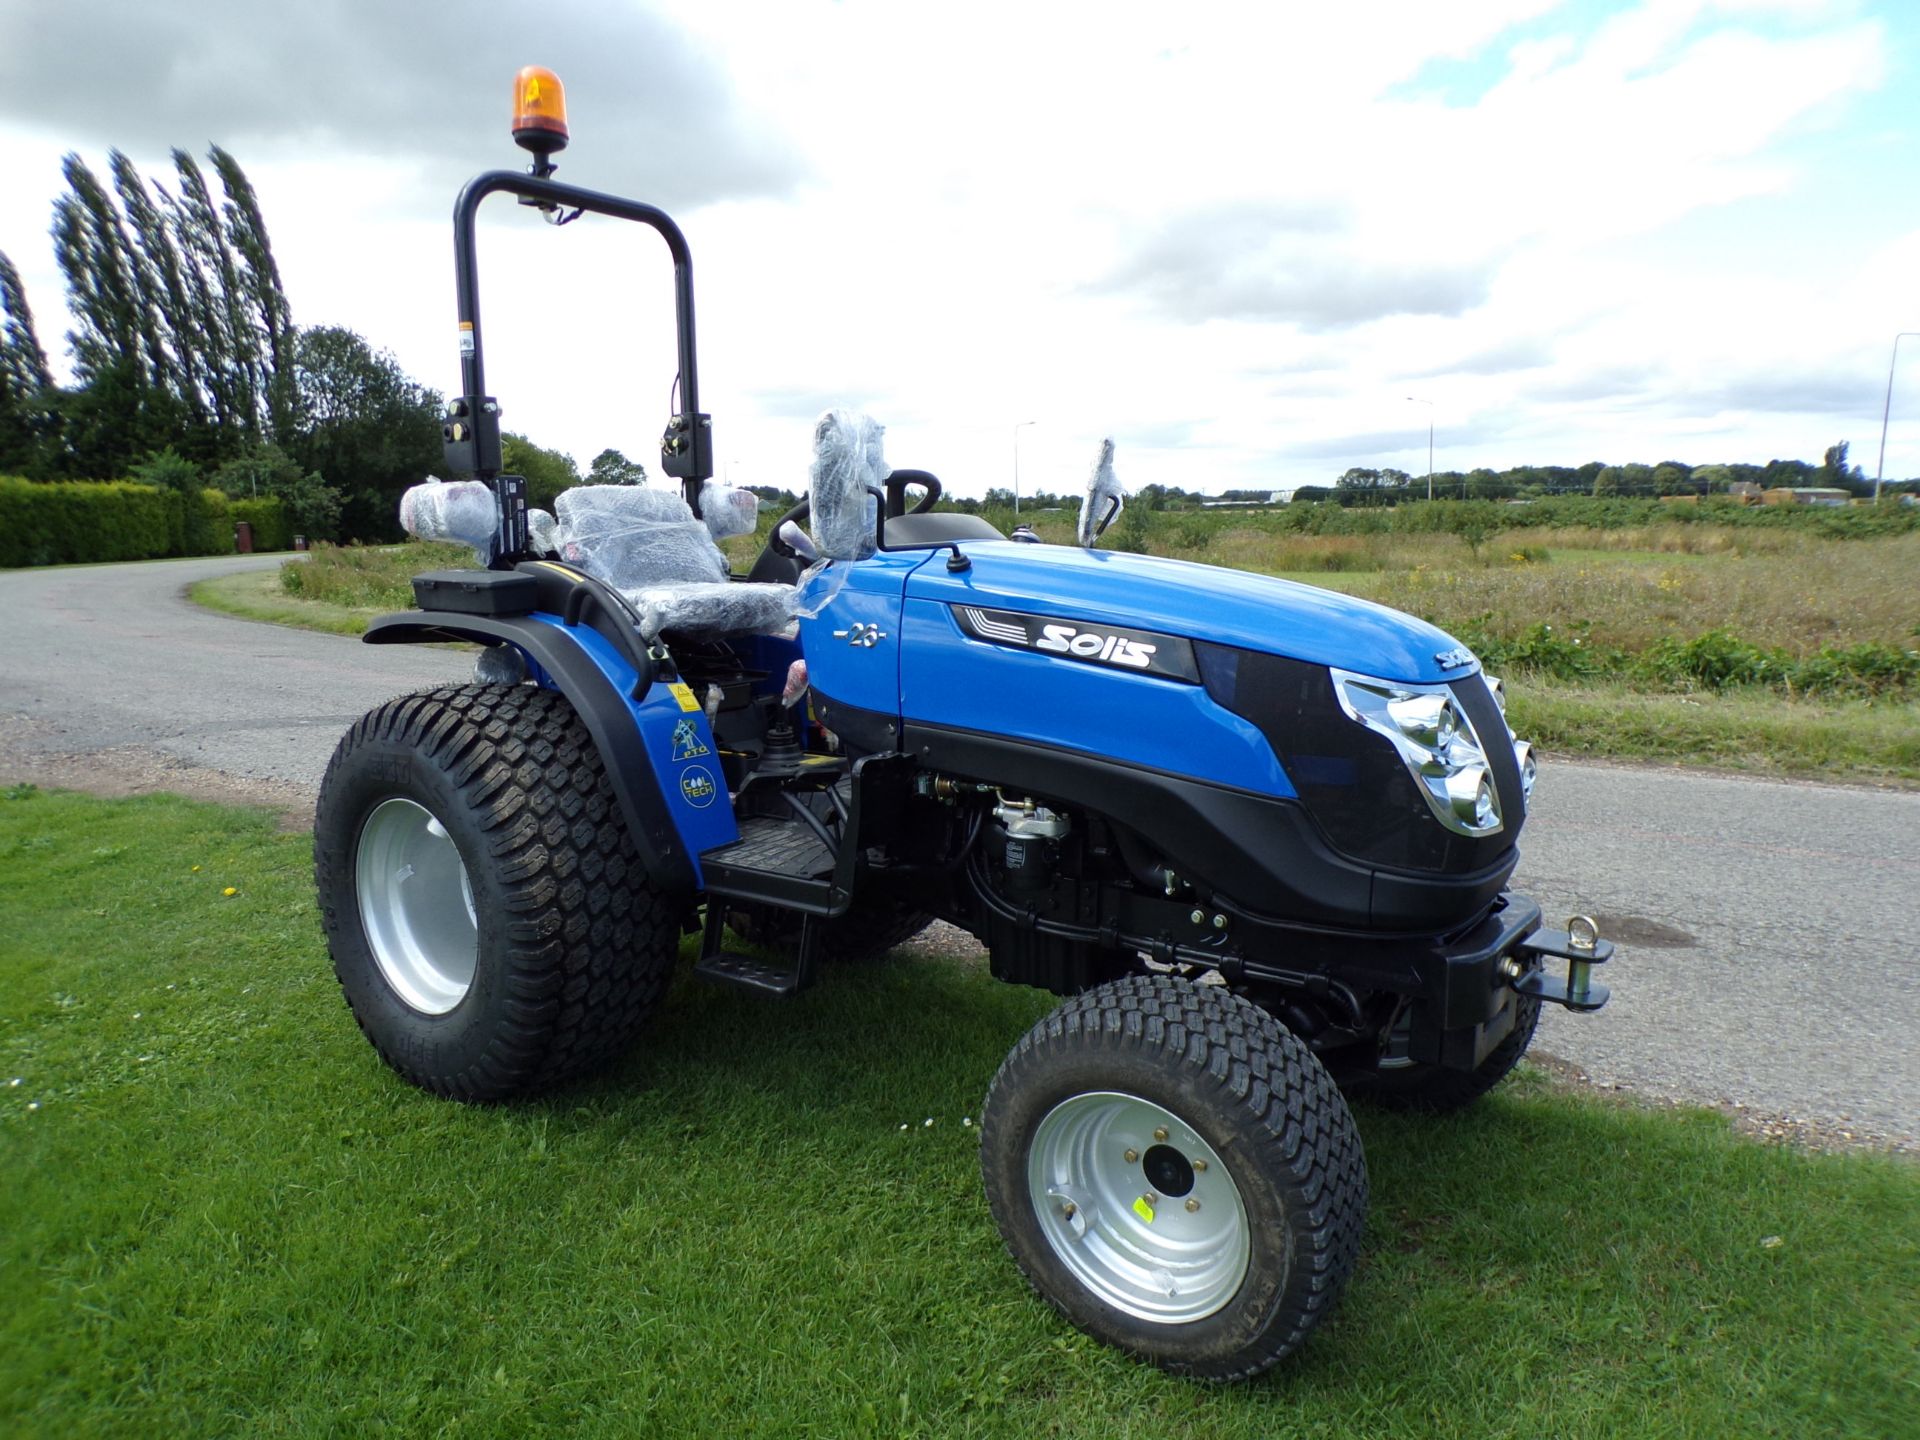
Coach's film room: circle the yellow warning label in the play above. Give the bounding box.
[1132,1196,1156,1224]
[667,682,701,712]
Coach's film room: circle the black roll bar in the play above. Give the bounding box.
[442,170,713,565]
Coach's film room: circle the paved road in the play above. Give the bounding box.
[3,555,1914,1148]
[0,554,470,790]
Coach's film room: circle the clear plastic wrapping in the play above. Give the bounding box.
[398,478,499,562]
[698,482,760,541]
[526,507,557,556]
[808,408,883,561]
[620,581,796,640]
[553,485,730,590]
[1077,437,1124,548]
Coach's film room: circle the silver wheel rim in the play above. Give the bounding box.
[355,798,478,1015]
[1027,1090,1252,1324]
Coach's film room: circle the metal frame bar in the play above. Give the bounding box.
[447,169,712,560]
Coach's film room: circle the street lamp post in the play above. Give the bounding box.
[1012,419,1037,514]
[1875,333,1920,504]
[1406,396,1434,501]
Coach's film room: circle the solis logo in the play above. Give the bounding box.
[1034,624,1158,669]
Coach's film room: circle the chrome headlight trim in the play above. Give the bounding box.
[1332,668,1508,837]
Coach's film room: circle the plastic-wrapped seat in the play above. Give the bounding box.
[553,485,793,640]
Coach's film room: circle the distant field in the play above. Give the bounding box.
[190,513,1920,783]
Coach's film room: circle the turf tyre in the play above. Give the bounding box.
[979,975,1368,1380]
[1348,992,1541,1113]
[314,683,678,1102]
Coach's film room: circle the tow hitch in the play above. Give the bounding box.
[1512,915,1612,1012]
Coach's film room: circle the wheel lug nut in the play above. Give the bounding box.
[1153,1127,1168,1142]
[1123,1149,1138,1163]
[1192,1159,1207,1173]
[1186,1198,1200,1213]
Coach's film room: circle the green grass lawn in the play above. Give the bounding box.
[3,786,1914,1438]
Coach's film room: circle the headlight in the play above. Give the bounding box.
[1333,668,1531,837]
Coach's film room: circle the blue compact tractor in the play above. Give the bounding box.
[315,68,1614,1379]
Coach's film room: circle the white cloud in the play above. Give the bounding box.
[0,0,1908,493]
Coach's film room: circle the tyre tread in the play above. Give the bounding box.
[315,684,676,1102]
[982,974,1368,1380]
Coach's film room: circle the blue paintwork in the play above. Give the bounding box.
[898,596,1295,795]
[794,552,928,725]
[526,614,738,880]
[507,530,1476,874]
[905,541,1475,684]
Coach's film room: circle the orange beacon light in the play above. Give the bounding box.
[512,66,569,159]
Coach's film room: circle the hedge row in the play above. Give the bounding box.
[1456,619,1920,699]
[0,477,289,568]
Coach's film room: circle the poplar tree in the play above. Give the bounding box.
[210,145,293,440]
[110,149,200,426]
[52,154,146,388]
[170,149,258,440]
[0,249,52,394]
[0,249,54,472]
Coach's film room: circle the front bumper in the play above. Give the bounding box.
[1398,892,1614,1072]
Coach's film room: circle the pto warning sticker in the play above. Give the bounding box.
[670,717,710,762]
[667,681,701,712]
[458,321,475,357]
[679,766,718,808]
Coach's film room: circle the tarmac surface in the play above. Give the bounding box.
[3,553,1914,1151]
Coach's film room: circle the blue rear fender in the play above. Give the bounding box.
[525,616,739,880]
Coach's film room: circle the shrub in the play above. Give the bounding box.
[1453,617,1614,681]
[1639,628,1780,691]
[0,476,253,566]
[0,476,175,566]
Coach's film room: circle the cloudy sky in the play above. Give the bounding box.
[1,0,1915,496]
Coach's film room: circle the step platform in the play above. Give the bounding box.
[695,815,844,998]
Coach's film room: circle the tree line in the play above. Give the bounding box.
[1305,443,1892,506]
[0,146,662,547]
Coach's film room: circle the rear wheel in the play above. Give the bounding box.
[314,684,678,1101]
[979,975,1368,1379]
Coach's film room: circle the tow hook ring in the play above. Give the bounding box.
[1509,915,1614,1013]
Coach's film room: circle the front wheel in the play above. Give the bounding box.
[314,684,679,1102]
[979,976,1368,1379]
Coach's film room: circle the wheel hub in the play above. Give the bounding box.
[1027,1091,1250,1324]
[355,798,478,1015]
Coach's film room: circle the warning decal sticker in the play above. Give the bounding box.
[670,717,711,762]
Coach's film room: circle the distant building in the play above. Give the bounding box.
[1761,487,1850,507]
[1727,481,1764,502]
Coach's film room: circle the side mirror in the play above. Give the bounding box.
[1077,437,1124,548]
